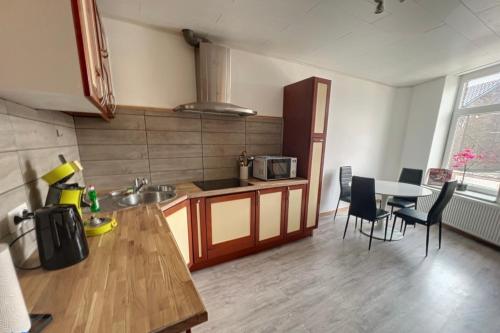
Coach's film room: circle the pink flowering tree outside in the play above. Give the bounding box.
[451,148,484,186]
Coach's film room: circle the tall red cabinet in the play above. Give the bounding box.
[283,77,331,230]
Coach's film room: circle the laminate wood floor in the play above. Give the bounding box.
[191,214,500,333]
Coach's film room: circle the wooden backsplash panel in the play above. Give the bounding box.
[75,107,283,189]
[0,99,82,263]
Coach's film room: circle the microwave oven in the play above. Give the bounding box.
[253,156,297,180]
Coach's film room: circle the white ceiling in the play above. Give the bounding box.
[97,0,500,87]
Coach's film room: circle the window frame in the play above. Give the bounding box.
[442,64,500,196]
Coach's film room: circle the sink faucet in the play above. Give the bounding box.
[132,177,148,193]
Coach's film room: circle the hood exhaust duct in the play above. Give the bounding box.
[173,29,257,117]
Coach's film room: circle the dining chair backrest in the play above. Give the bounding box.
[427,181,457,224]
[349,176,377,221]
[339,166,352,199]
[399,168,423,185]
[394,168,424,203]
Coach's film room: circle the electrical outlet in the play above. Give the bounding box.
[8,203,29,234]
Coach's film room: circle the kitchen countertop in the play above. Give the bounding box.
[160,177,308,211]
[96,178,308,213]
[17,177,307,332]
[17,204,207,333]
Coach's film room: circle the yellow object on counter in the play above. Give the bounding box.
[42,161,83,185]
[59,187,84,217]
[84,217,118,237]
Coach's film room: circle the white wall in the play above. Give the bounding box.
[427,76,459,169]
[103,18,413,213]
[399,78,447,172]
[398,76,459,177]
[104,18,196,108]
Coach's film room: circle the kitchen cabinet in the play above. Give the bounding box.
[206,192,256,259]
[256,187,286,245]
[283,77,330,230]
[163,201,193,267]
[286,184,306,237]
[0,0,115,119]
[190,198,207,264]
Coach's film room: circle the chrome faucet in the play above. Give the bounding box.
[132,177,148,193]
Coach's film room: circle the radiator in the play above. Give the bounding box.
[418,188,500,246]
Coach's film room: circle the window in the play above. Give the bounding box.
[443,65,500,197]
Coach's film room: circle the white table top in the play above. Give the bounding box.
[375,180,432,197]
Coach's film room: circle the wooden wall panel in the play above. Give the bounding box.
[74,109,283,188]
[0,99,81,265]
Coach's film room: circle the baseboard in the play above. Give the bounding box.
[320,207,348,217]
[443,224,500,251]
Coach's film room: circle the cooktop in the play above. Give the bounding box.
[193,178,252,191]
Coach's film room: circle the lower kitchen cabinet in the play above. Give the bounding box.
[190,198,207,263]
[256,187,286,245]
[206,192,256,259]
[163,201,193,267]
[286,184,306,237]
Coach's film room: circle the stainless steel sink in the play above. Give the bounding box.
[142,185,176,192]
[118,190,176,207]
[94,184,177,211]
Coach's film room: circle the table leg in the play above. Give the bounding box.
[359,194,404,241]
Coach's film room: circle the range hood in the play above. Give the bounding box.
[173,29,257,117]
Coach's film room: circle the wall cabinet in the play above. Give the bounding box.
[73,0,116,118]
[0,0,115,119]
[256,187,286,245]
[283,77,331,230]
[163,201,193,267]
[206,192,256,259]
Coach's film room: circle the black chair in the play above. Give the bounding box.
[334,166,352,221]
[387,168,423,213]
[343,176,390,250]
[392,181,457,256]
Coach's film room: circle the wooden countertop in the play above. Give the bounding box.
[18,205,207,333]
[160,178,308,211]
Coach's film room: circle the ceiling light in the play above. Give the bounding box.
[374,0,406,14]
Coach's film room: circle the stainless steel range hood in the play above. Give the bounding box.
[174,30,257,117]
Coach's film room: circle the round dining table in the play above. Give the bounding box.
[359,180,433,241]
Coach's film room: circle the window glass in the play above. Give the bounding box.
[460,71,500,109]
[445,111,500,194]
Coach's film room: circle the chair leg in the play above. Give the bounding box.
[439,220,442,249]
[403,222,407,236]
[368,221,375,251]
[355,217,358,229]
[360,219,363,232]
[400,218,404,232]
[390,217,397,241]
[390,206,394,218]
[334,199,340,221]
[426,224,430,257]
[343,215,350,239]
[384,216,389,241]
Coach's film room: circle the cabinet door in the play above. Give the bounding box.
[206,192,256,259]
[306,140,325,229]
[190,198,207,263]
[94,3,116,117]
[72,0,114,118]
[257,188,286,245]
[312,80,330,136]
[286,184,306,237]
[164,201,192,267]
